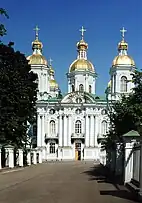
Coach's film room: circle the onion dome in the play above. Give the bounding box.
[112,27,135,67]
[69,26,95,73]
[27,26,47,66]
[49,59,59,89]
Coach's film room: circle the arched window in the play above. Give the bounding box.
[89,85,92,93]
[50,120,56,135]
[102,121,107,135]
[75,120,82,134]
[72,85,75,92]
[120,76,127,92]
[79,84,84,92]
[49,142,56,154]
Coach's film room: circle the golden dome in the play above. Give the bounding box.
[49,79,58,88]
[27,54,47,65]
[69,59,95,73]
[112,55,135,67]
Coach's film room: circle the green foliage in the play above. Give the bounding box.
[102,70,142,150]
[0,43,38,147]
[0,8,9,36]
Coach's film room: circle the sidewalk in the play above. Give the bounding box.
[83,163,139,202]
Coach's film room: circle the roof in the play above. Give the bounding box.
[123,130,140,137]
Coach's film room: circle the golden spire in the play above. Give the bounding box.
[34,25,40,40]
[49,57,53,66]
[118,27,128,52]
[32,25,43,52]
[79,26,86,40]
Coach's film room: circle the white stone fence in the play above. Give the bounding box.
[100,130,142,199]
[0,145,43,170]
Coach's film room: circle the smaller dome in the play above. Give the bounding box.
[118,40,128,51]
[32,39,43,50]
[107,80,111,88]
[77,39,88,50]
[27,54,47,65]
[69,59,95,73]
[49,79,58,89]
[112,55,135,67]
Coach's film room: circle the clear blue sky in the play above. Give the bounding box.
[1,0,142,96]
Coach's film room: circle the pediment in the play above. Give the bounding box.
[61,91,95,104]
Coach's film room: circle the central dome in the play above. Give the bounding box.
[69,59,95,73]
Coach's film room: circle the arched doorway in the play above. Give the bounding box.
[75,141,82,161]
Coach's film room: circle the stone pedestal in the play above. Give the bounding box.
[27,151,31,165]
[18,149,23,167]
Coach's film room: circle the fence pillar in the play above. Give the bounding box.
[123,130,140,183]
[18,149,23,167]
[33,150,37,165]
[139,140,142,199]
[38,148,42,164]
[0,145,2,169]
[27,151,31,165]
[8,147,14,168]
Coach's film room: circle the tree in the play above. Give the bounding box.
[0,43,38,147]
[0,8,9,36]
[102,70,142,150]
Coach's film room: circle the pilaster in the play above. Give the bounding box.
[90,115,94,147]
[85,115,89,147]
[63,115,68,146]
[37,114,42,147]
[59,114,63,147]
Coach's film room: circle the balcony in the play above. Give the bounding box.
[45,133,59,139]
[71,133,85,139]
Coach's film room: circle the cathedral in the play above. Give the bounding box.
[27,26,135,161]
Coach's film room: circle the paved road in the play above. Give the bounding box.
[0,162,138,203]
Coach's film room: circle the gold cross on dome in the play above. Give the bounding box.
[34,25,40,40]
[79,26,86,39]
[120,27,127,40]
[49,58,53,66]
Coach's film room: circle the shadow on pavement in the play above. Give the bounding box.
[82,164,139,202]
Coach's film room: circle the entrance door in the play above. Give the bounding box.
[75,142,81,161]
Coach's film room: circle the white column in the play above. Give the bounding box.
[42,115,45,146]
[8,148,14,168]
[33,150,37,164]
[59,114,63,147]
[68,115,72,146]
[0,147,1,169]
[64,115,68,146]
[95,115,98,146]
[27,151,31,165]
[85,115,89,147]
[18,149,23,167]
[37,114,42,147]
[90,115,95,147]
